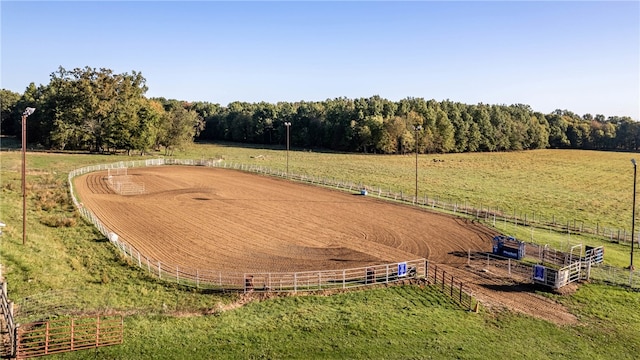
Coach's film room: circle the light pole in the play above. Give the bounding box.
[631,158,637,270]
[21,107,36,245]
[284,122,291,178]
[414,125,422,201]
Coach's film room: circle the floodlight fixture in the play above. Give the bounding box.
[414,125,423,201]
[284,122,292,177]
[21,107,36,245]
[23,107,36,117]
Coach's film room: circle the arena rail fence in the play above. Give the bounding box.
[68,159,429,293]
[68,158,640,291]
[244,259,427,293]
[467,243,610,289]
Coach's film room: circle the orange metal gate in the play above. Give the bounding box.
[16,315,123,359]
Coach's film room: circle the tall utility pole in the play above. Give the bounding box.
[284,122,291,178]
[22,107,36,245]
[414,125,422,201]
[631,159,637,270]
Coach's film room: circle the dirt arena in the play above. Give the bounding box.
[74,165,577,324]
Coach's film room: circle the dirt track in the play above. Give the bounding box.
[74,166,577,324]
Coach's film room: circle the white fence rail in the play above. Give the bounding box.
[68,159,427,292]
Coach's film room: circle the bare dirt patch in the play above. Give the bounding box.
[74,166,576,324]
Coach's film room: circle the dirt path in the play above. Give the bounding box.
[74,166,577,324]
[436,264,577,325]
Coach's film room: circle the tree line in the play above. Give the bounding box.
[1,66,638,155]
[1,66,203,155]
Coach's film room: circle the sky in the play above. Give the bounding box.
[1,1,639,120]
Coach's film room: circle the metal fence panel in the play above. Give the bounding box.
[16,315,123,359]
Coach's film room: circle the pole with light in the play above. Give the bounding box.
[284,122,291,178]
[21,107,36,245]
[631,158,637,270]
[414,125,422,201]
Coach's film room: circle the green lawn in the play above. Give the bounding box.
[0,144,639,359]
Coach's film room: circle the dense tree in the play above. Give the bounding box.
[0,89,21,135]
[157,104,204,155]
[44,66,148,152]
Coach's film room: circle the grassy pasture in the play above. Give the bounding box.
[0,144,639,359]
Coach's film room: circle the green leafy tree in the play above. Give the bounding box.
[0,89,21,135]
[46,66,148,152]
[158,105,204,155]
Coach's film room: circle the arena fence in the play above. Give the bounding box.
[68,159,428,292]
[468,252,534,281]
[467,243,606,289]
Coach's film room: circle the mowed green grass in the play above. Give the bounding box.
[0,144,638,359]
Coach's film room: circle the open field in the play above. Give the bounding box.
[0,145,639,359]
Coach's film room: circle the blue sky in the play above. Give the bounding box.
[1,1,639,119]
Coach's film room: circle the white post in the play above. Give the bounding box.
[342,270,346,289]
[386,264,389,283]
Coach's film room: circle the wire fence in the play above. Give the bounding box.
[588,264,640,289]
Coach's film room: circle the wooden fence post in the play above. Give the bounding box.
[450,275,454,297]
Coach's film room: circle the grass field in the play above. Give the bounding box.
[0,144,639,359]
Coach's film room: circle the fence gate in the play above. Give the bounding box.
[16,315,123,359]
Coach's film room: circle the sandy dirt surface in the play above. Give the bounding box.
[74,166,577,324]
